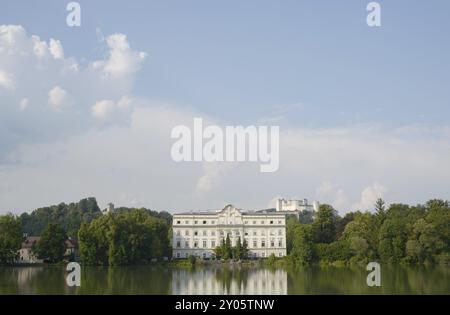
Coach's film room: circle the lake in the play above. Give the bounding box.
[0,265,449,295]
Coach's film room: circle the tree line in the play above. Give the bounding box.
[0,198,171,265]
[286,199,450,265]
[1,197,449,265]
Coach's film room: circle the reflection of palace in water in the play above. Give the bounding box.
[171,268,287,295]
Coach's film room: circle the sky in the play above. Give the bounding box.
[1,0,449,215]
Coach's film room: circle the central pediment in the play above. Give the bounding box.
[217,204,242,217]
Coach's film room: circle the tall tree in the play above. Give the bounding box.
[0,214,22,265]
[313,204,337,243]
[35,223,67,263]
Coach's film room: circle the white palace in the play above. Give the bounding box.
[172,204,289,259]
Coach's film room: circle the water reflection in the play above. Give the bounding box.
[0,265,449,295]
[172,267,287,295]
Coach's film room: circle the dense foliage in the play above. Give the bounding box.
[0,214,22,264]
[286,199,450,265]
[34,223,67,263]
[78,209,170,265]
[19,197,102,237]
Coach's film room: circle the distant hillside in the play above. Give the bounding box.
[19,198,174,238]
[19,197,102,237]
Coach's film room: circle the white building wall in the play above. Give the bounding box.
[172,205,287,259]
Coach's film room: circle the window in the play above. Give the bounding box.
[220,230,224,236]
[176,241,181,248]
[278,240,282,247]
[262,252,266,258]
[203,241,207,248]
[270,220,273,224]
[244,232,248,236]
[176,253,180,258]
[185,240,190,248]
[253,221,256,224]
[253,240,257,248]
[185,220,189,224]
[185,230,189,236]
[203,230,207,236]
[194,220,198,224]
[211,231,216,236]
[235,231,240,236]
[176,220,180,224]
[211,220,215,224]
[202,253,206,258]
[278,230,282,236]
[261,240,266,248]
[279,252,283,257]
[211,241,216,248]
[270,240,275,247]
[278,220,282,224]
[253,231,257,236]
[176,230,180,236]
[244,221,248,224]
[261,221,265,224]
[194,241,198,248]
[203,220,207,224]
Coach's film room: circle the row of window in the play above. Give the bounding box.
[175,239,284,249]
[174,219,284,225]
[175,229,284,237]
[174,251,284,259]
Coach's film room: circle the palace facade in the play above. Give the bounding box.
[172,204,287,259]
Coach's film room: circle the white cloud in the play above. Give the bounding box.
[93,33,146,78]
[0,70,14,90]
[352,182,387,211]
[0,24,146,158]
[49,38,64,59]
[48,86,67,111]
[91,96,134,123]
[19,98,28,111]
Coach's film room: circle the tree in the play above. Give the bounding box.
[35,223,67,263]
[349,237,369,260]
[375,198,386,215]
[313,204,337,243]
[78,209,170,265]
[20,197,102,238]
[291,224,315,264]
[0,214,22,265]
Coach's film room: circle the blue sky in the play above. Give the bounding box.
[1,1,449,214]
[3,0,449,126]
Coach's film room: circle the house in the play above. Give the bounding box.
[64,238,78,258]
[17,236,43,264]
[17,236,79,263]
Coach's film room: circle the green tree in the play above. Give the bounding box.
[78,209,170,265]
[0,214,22,265]
[234,237,243,260]
[291,224,315,264]
[35,223,67,263]
[313,204,337,243]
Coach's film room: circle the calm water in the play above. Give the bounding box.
[0,265,449,295]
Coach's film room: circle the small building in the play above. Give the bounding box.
[275,198,319,213]
[17,236,43,264]
[64,238,78,258]
[102,202,114,214]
